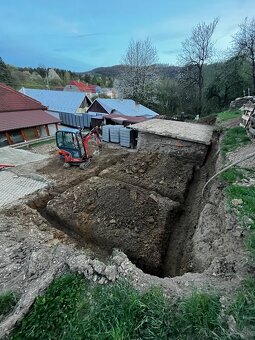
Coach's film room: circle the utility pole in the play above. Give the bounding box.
[45,68,50,89]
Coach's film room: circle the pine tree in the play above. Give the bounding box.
[0,57,13,85]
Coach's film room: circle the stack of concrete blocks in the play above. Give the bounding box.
[102,125,132,147]
[120,127,131,147]
[102,125,110,142]
[109,125,121,143]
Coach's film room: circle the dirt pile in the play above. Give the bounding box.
[99,152,194,202]
[46,176,180,274]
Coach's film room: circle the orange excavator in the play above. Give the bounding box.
[56,127,102,169]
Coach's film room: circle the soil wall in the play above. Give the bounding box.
[137,132,208,165]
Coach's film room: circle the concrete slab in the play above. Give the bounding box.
[130,119,214,145]
[0,147,48,166]
[0,171,48,207]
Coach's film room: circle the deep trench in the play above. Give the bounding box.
[27,135,219,278]
[162,133,219,277]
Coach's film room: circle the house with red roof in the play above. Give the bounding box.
[0,83,60,146]
[64,81,101,97]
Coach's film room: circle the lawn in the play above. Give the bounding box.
[217,110,241,122]
[221,127,250,154]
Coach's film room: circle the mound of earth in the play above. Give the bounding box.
[46,176,180,274]
[99,152,194,202]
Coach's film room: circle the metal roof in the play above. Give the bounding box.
[19,88,86,114]
[89,98,158,118]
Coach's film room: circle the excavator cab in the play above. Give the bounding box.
[56,128,85,159]
[56,127,101,169]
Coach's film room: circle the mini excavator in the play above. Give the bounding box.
[56,127,102,169]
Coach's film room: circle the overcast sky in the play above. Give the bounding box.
[0,0,253,71]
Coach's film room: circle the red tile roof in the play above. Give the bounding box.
[0,84,59,132]
[68,81,98,93]
[0,83,47,112]
[84,84,97,93]
[68,80,88,92]
[0,110,59,132]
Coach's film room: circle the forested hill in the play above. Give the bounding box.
[83,64,181,78]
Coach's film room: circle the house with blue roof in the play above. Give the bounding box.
[19,88,92,119]
[87,98,158,125]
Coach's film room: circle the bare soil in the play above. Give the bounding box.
[0,132,252,337]
[47,176,180,274]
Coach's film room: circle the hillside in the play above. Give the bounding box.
[84,64,181,79]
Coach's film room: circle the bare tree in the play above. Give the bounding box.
[233,17,255,94]
[115,38,159,105]
[179,18,218,116]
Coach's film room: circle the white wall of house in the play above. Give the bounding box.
[39,126,48,138]
[48,124,57,136]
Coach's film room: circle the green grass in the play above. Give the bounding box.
[220,168,246,183]
[217,110,241,122]
[11,274,233,340]
[220,166,255,256]
[19,138,55,151]
[28,138,55,148]
[228,279,255,336]
[221,127,250,154]
[225,184,255,230]
[0,292,17,317]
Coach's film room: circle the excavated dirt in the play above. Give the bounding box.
[31,144,216,276]
[46,176,180,274]
[99,152,194,202]
[34,147,198,275]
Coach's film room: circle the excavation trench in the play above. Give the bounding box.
[27,136,218,277]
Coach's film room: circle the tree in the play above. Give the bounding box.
[63,71,71,85]
[154,78,181,116]
[115,38,159,106]
[179,18,218,116]
[206,56,249,110]
[233,17,255,94]
[0,57,13,86]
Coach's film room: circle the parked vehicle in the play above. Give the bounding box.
[56,127,101,169]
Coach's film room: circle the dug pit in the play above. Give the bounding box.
[8,121,220,279]
[46,176,180,275]
[36,136,217,277]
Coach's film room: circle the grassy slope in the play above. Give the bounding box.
[11,274,231,340]
[221,127,250,154]
[217,110,241,122]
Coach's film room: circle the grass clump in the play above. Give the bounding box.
[173,292,228,339]
[12,274,87,340]
[0,292,17,317]
[225,184,255,230]
[217,110,241,122]
[228,279,255,336]
[220,168,246,183]
[221,127,250,154]
[11,274,233,340]
[221,165,255,258]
